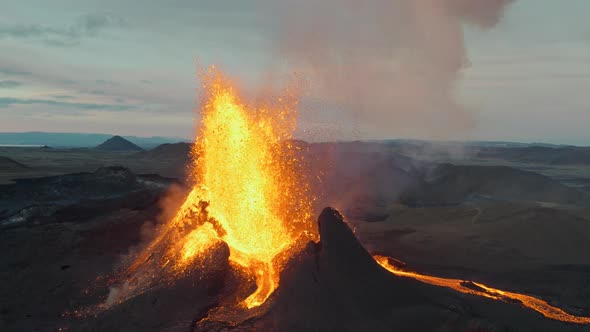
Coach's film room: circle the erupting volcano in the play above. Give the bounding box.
[118,66,315,312]
[94,66,590,330]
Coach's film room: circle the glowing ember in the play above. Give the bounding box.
[189,67,315,307]
[181,223,218,262]
[125,66,315,309]
[374,255,590,325]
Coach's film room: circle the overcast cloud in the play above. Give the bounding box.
[0,0,589,144]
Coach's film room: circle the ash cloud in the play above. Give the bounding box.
[263,0,514,140]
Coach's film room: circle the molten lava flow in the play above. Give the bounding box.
[181,223,219,262]
[124,66,315,309]
[108,66,590,327]
[374,255,590,324]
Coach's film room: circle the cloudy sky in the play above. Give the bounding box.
[1,0,589,145]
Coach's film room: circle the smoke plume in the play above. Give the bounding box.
[263,0,514,140]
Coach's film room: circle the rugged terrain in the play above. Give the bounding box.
[1,141,589,331]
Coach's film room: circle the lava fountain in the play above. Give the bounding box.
[99,66,590,328]
[121,66,316,309]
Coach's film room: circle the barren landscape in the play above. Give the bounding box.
[2,1,590,331]
[1,139,589,331]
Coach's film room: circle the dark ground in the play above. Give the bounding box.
[1,141,590,331]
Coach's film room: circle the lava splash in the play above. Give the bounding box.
[120,66,315,310]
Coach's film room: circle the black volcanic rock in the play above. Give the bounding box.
[318,207,383,273]
[228,207,579,332]
[253,207,451,331]
[3,204,584,331]
[0,166,175,227]
[6,166,140,201]
[77,242,231,332]
[0,156,28,170]
[95,135,143,152]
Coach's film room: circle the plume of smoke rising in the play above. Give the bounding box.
[262,0,514,140]
[106,183,188,306]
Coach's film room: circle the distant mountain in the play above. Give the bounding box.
[135,142,192,161]
[476,146,590,165]
[0,132,187,149]
[377,139,567,148]
[95,136,144,152]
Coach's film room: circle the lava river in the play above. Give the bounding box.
[374,255,590,324]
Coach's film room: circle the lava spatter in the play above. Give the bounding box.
[120,66,316,310]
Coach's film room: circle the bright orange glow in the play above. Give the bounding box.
[374,255,590,325]
[125,66,315,309]
[114,65,590,326]
[190,67,315,307]
[181,223,219,262]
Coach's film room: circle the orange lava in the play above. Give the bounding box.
[374,255,590,325]
[125,66,315,309]
[115,66,590,325]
